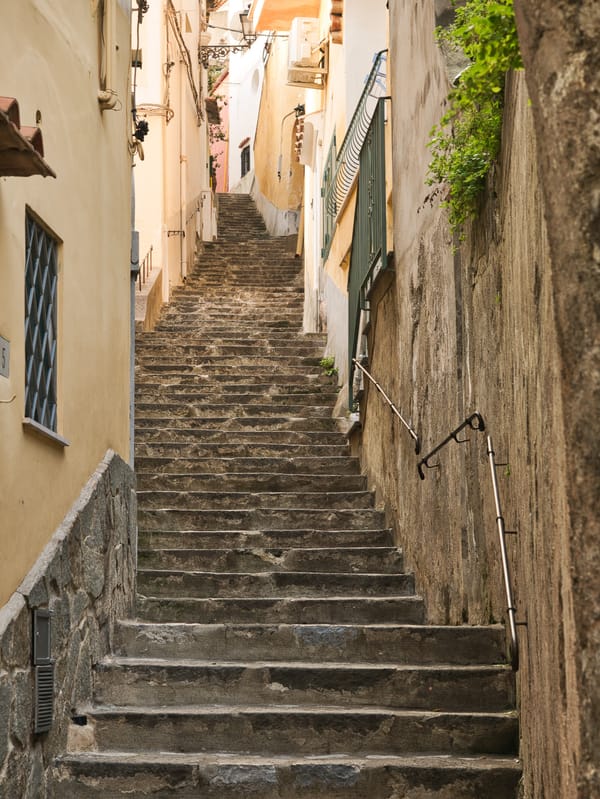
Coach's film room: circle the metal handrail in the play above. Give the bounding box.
[416,411,519,670]
[138,245,153,291]
[487,436,519,671]
[352,358,420,453]
[417,412,485,480]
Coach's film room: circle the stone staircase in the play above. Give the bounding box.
[53,193,520,797]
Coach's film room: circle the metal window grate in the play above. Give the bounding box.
[321,133,337,259]
[25,212,58,431]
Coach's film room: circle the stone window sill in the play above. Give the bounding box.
[23,418,70,448]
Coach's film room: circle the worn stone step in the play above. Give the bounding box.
[93,658,514,712]
[134,402,334,419]
[136,369,335,392]
[138,527,395,550]
[139,332,326,345]
[72,704,518,757]
[136,569,415,599]
[135,429,347,445]
[138,507,386,532]
[52,752,521,799]
[136,472,364,493]
[134,389,339,406]
[134,416,340,432]
[135,594,426,624]
[137,546,403,573]
[135,442,349,460]
[113,621,510,665]
[136,489,374,511]
[134,455,359,475]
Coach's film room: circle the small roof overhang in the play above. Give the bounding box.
[249,0,321,32]
[0,97,56,178]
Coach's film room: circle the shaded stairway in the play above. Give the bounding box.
[53,193,520,797]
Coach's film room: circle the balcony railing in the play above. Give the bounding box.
[321,50,387,261]
[348,97,389,406]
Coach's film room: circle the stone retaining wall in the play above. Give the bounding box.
[0,451,136,797]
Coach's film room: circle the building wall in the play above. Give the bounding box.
[0,0,132,607]
[316,0,388,377]
[350,1,581,795]
[134,0,214,303]
[252,38,305,226]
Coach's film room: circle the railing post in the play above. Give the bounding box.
[487,435,520,671]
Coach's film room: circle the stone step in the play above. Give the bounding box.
[137,546,403,573]
[134,416,340,432]
[138,332,326,343]
[138,527,396,551]
[113,621,510,665]
[134,390,338,406]
[136,363,325,376]
[136,489,374,511]
[137,507,386,532]
[134,372,336,387]
[135,594,426,624]
[136,569,415,599]
[134,429,347,445]
[93,658,514,712]
[135,440,355,460]
[53,752,521,799]
[136,355,318,370]
[134,402,334,419]
[136,472,363,493]
[70,705,518,757]
[134,455,360,475]
[135,344,324,358]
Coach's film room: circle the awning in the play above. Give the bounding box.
[0,97,56,178]
[250,0,321,32]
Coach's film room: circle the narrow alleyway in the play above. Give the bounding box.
[53,194,520,797]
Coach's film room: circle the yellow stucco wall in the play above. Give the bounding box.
[253,38,305,212]
[0,0,132,605]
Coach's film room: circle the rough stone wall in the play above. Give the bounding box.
[512,4,600,798]
[0,451,136,797]
[357,2,589,796]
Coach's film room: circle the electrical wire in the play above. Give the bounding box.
[207,22,288,38]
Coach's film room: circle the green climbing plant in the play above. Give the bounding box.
[427,0,523,233]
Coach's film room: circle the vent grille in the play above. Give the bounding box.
[34,663,54,734]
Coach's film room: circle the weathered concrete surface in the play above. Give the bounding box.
[359,2,599,798]
[512,5,600,798]
[0,452,135,796]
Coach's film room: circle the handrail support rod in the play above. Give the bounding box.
[487,435,520,671]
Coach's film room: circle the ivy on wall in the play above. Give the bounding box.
[427,0,523,233]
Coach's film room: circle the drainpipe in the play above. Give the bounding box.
[130,173,139,469]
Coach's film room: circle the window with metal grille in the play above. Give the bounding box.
[320,133,336,260]
[24,212,58,432]
[241,145,251,178]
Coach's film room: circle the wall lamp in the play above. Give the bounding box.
[199,10,257,68]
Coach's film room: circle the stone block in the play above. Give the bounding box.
[11,669,33,747]
[24,743,46,799]
[0,593,30,668]
[0,672,11,767]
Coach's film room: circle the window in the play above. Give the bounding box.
[24,211,58,432]
[321,133,337,259]
[241,145,251,178]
